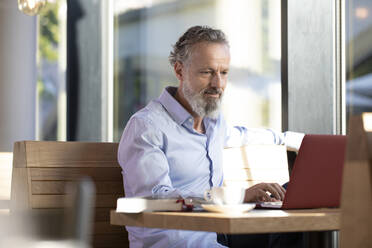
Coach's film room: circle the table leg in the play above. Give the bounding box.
[304,231,338,248]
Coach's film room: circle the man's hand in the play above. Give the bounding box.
[244,183,286,202]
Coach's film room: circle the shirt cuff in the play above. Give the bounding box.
[283,131,305,152]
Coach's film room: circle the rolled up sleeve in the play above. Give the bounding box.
[224,121,304,151]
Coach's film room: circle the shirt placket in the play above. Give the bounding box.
[183,117,215,188]
[204,119,215,188]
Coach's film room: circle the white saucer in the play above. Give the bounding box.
[201,203,255,214]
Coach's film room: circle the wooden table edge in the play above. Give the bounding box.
[110,209,341,234]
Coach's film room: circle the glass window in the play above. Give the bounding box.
[346,0,372,122]
[36,0,67,141]
[113,0,281,141]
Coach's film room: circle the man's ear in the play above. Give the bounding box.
[174,61,183,81]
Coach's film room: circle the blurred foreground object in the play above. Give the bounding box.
[1,178,95,247]
[65,177,96,246]
[18,0,47,16]
[340,113,372,246]
[10,141,127,247]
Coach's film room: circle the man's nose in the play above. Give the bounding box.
[210,73,224,88]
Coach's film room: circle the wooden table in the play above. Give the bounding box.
[110,208,340,234]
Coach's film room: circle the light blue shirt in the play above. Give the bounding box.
[118,87,304,248]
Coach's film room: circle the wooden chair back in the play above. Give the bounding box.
[340,114,372,247]
[10,141,128,248]
[222,144,289,188]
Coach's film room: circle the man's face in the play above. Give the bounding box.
[176,42,231,118]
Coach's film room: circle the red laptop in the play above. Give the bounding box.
[257,134,347,209]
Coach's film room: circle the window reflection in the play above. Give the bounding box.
[346,0,372,119]
[113,0,281,141]
[36,0,66,141]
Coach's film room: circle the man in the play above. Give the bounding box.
[118,26,303,248]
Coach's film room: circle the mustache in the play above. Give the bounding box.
[201,87,223,95]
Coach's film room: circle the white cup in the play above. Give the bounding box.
[204,186,245,205]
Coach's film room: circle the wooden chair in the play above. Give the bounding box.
[10,141,128,248]
[222,144,290,188]
[10,141,290,247]
[340,114,372,247]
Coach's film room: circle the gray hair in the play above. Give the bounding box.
[169,25,229,66]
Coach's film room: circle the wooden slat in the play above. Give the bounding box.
[14,208,116,222]
[13,141,27,168]
[92,233,129,248]
[223,180,288,189]
[223,180,265,188]
[31,181,66,194]
[23,141,119,168]
[223,145,288,169]
[31,194,123,208]
[95,182,124,194]
[31,181,124,195]
[222,145,289,188]
[26,161,119,168]
[223,168,289,182]
[10,168,31,211]
[94,221,125,234]
[94,208,114,222]
[30,168,122,181]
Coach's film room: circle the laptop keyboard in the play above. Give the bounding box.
[258,201,283,208]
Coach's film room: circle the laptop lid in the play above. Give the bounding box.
[282,134,347,209]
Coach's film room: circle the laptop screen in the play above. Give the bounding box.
[282,135,347,209]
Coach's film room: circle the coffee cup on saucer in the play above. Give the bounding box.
[204,186,245,205]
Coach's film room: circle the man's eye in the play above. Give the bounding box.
[221,71,229,75]
[201,71,212,74]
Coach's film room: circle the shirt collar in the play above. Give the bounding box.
[157,86,192,125]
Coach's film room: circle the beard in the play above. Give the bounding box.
[181,82,223,119]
